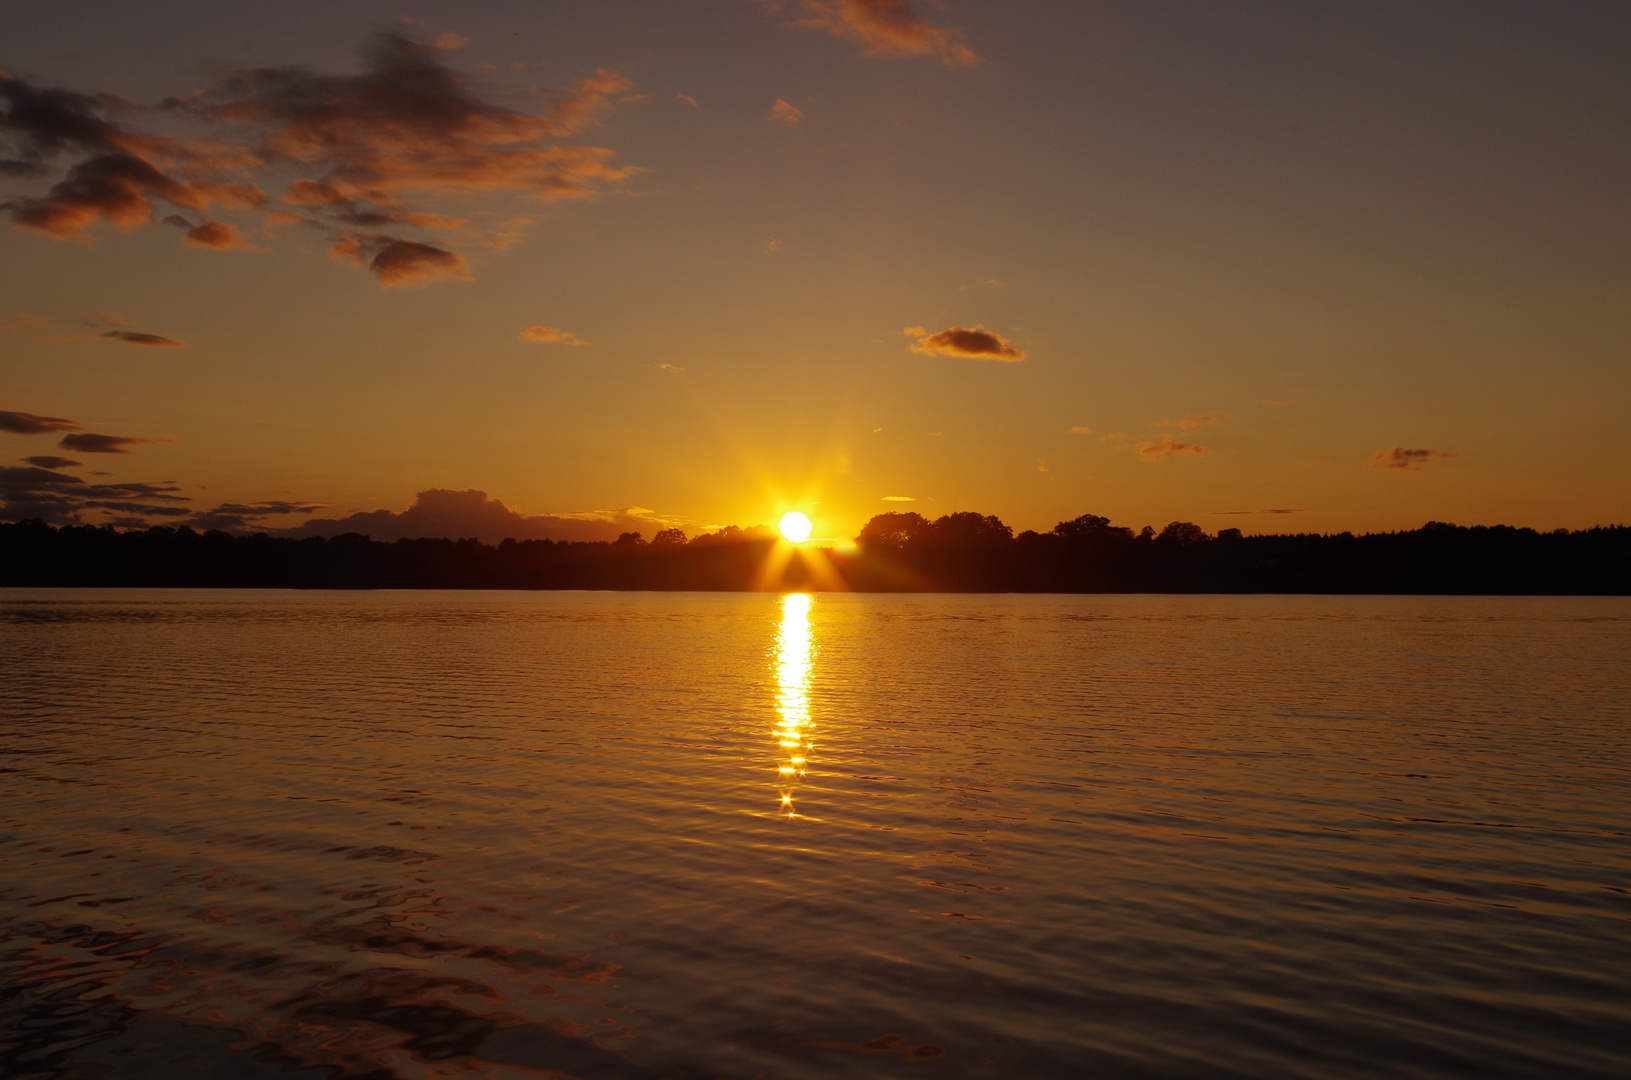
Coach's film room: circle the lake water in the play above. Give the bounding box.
[1,590,1627,1079]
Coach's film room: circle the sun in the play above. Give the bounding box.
[778,511,813,543]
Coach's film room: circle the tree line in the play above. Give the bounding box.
[0,512,1626,593]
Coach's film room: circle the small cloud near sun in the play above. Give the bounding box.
[904,325,1026,362]
[1037,459,1049,472]
[656,363,686,373]
[519,325,588,346]
[1136,436,1205,460]
[771,98,805,128]
[882,495,916,502]
[1372,447,1459,471]
[1158,413,1226,430]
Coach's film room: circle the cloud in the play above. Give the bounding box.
[22,455,80,468]
[433,32,471,51]
[0,464,188,524]
[761,0,979,66]
[1036,459,1049,472]
[183,500,330,531]
[2,313,48,331]
[656,362,685,373]
[1068,425,1092,434]
[765,237,783,252]
[0,409,80,434]
[58,432,151,454]
[958,278,1001,291]
[1135,436,1205,460]
[519,324,588,345]
[675,92,700,109]
[1210,508,1307,515]
[770,98,805,128]
[279,488,684,544]
[1372,447,1459,471]
[330,232,471,287]
[905,325,1026,362]
[162,215,261,251]
[2,34,641,284]
[882,495,915,501]
[1158,413,1226,430]
[99,329,184,347]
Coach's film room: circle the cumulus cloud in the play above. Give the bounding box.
[22,455,80,468]
[1158,413,1226,430]
[904,325,1026,362]
[519,324,588,345]
[0,409,80,434]
[1,33,640,285]
[1372,447,1459,470]
[279,488,685,544]
[1135,436,1205,460]
[770,98,805,128]
[761,0,979,65]
[58,432,151,454]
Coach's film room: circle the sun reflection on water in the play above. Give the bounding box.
[773,593,814,817]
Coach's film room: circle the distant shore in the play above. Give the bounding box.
[3,514,1627,594]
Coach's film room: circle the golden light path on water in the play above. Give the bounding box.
[773,593,814,816]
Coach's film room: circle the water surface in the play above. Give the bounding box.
[1,591,1627,1078]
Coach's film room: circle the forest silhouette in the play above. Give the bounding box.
[1,512,1626,593]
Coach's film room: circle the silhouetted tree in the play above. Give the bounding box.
[652,528,687,546]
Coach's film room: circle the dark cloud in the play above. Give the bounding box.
[0,465,188,523]
[1373,447,1459,470]
[3,33,639,284]
[280,488,683,544]
[99,329,184,347]
[58,432,150,454]
[905,325,1026,362]
[23,455,80,468]
[762,0,979,65]
[329,231,470,288]
[0,409,80,434]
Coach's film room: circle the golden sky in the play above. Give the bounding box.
[2,1,1628,542]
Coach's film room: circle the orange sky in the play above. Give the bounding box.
[2,1,1628,542]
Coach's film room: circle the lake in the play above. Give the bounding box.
[1,590,1627,1079]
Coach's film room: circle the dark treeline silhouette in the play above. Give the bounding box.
[1,512,1627,593]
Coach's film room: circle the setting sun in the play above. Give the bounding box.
[778,512,813,543]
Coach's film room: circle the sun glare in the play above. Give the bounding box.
[778,511,813,543]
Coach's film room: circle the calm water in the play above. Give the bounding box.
[1,590,1627,1079]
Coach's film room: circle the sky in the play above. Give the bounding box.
[2,0,1628,543]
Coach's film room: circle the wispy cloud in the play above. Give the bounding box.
[99,330,184,347]
[1372,447,1459,471]
[882,495,915,501]
[1158,413,1226,430]
[1210,508,1307,515]
[0,409,80,434]
[1068,425,1092,435]
[519,325,588,345]
[1,314,49,332]
[760,0,979,66]
[58,432,153,454]
[656,362,685,373]
[1135,436,1205,460]
[675,92,700,109]
[770,98,805,128]
[904,325,1026,362]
